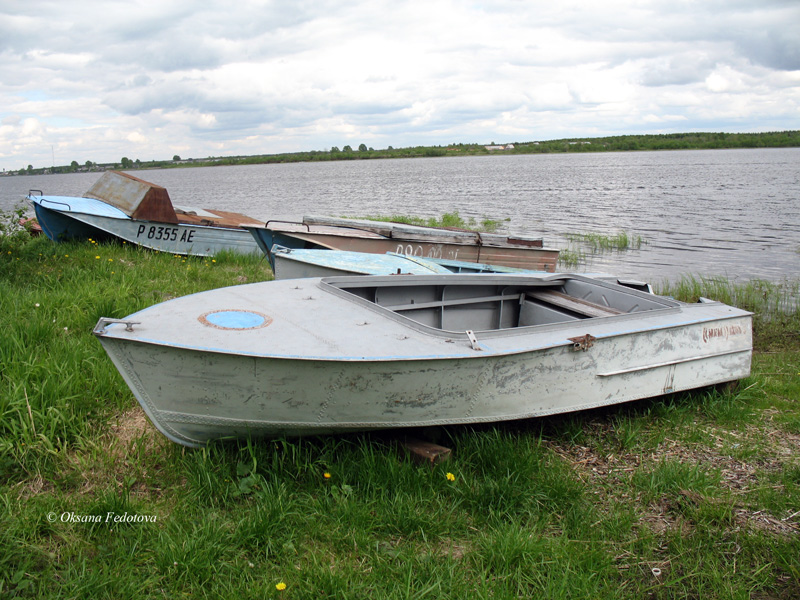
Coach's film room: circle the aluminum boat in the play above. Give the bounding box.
[94,273,752,447]
[30,171,261,256]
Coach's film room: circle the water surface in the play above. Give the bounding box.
[2,148,798,281]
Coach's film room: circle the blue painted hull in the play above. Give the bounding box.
[30,195,260,256]
[33,201,110,242]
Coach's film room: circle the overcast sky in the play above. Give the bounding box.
[1,0,798,171]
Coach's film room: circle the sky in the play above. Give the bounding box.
[1,0,799,172]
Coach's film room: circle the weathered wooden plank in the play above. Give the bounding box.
[399,438,452,465]
[526,289,623,318]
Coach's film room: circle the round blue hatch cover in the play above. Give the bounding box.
[198,310,273,330]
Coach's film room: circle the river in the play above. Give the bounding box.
[2,148,798,282]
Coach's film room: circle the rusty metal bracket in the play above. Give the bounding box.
[465,330,483,351]
[568,334,596,352]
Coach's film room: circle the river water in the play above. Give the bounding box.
[2,148,798,282]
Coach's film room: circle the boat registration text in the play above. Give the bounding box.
[702,323,748,343]
[136,225,196,243]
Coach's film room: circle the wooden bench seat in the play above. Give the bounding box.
[525,290,623,318]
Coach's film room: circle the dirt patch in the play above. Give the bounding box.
[14,474,55,499]
[13,407,173,502]
[545,418,800,538]
[109,406,155,451]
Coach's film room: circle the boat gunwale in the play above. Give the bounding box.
[94,274,752,362]
[249,222,562,252]
[31,194,131,220]
[32,195,257,232]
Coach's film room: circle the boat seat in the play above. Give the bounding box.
[525,290,623,318]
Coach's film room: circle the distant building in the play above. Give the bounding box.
[484,144,515,151]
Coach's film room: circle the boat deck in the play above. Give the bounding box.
[175,207,263,230]
[97,274,750,362]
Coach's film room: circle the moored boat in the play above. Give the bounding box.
[270,245,654,292]
[94,273,751,447]
[271,245,453,278]
[30,171,262,256]
[243,215,559,272]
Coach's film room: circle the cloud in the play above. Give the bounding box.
[1,0,799,170]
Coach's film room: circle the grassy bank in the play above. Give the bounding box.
[1,233,799,598]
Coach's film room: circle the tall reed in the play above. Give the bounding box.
[565,231,645,251]
[657,275,800,349]
[352,212,505,233]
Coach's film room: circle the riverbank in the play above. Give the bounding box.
[5,130,798,176]
[1,234,798,598]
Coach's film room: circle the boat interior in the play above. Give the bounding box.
[330,276,679,332]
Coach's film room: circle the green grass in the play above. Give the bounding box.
[1,229,799,598]
[657,275,800,349]
[565,231,646,252]
[556,247,585,269]
[347,212,505,233]
[558,230,646,269]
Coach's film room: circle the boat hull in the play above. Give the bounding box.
[33,201,109,241]
[33,199,260,256]
[99,317,751,447]
[245,225,560,272]
[95,275,752,447]
[272,247,452,278]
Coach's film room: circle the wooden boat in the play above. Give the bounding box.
[243,215,559,272]
[29,171,261,256]
[94,273,751,447]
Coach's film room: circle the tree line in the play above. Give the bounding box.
[8,130,798,176]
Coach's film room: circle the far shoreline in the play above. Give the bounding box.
[4,130,798,177]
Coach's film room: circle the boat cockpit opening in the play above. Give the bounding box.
[330,276,678,333]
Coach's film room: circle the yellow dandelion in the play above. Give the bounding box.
[323,472,331,479]
[446,472,456,482]
[95,256,100,259]
[276,582,287,591]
